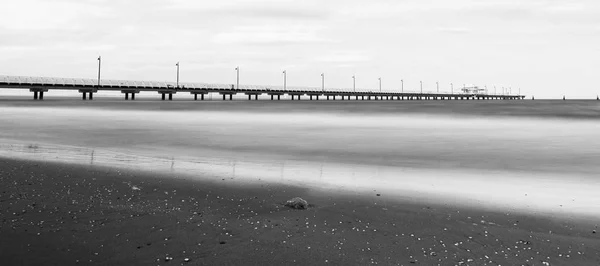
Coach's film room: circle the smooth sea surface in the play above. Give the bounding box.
[1,97,599,218]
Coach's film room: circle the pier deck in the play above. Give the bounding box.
[0,75,525,101]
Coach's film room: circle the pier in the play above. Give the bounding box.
[0,75,525,101]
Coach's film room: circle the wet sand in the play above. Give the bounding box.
[1,158,599,266]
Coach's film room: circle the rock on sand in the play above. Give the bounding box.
[285,197,308,209]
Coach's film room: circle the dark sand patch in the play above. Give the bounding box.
[1,158,598,265]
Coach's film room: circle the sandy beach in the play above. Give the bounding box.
[1,158,599,266]
[1,99,599,265]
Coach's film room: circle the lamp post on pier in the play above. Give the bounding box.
[176,62,180,88]
[436,81,439,93]
[283,70,287,91]
[97,56,101,87]
[451,83,453,94]
[352,75,356,92]
[378,77,382,92]
[401,79,404,93]
[235,66,239,90]
[420,81,423,94]
[321,73,325,92]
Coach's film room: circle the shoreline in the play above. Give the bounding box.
[1,158,598,265]
[2,139,599,221]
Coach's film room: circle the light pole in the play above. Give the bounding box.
[494,85,497,95]
[401,79,404,93]
[283,70,287,91]
[176,62,180,88]
[235,66,239,89]
[97,56,101,87]
[352,75,356,92]
[451,83,453,94]
[321,73,324,92]
[436,81,439,93]
[378,77,382,92]
[420,81,423,94]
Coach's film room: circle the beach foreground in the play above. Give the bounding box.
[1,158,598,266]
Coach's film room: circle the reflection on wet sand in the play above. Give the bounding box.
[1,141,598,219]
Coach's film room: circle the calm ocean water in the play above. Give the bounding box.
[1,98,599,217]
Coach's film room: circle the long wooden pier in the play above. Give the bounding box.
[0,75,525,101]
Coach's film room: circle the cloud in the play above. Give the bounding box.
[199,6,328,20]
[0,0,110,30]
[212,25,331,45]
[167,0,329,21]
[314,51,371,64]
[459,0,600,24]
[437,27,471,34]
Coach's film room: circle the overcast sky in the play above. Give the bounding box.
[1,0,599,98]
